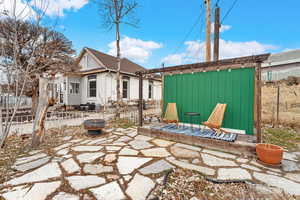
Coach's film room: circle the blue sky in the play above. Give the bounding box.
[2,0,300,69]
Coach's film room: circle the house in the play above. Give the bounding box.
[262,49,300,81]
[54,47,162,107]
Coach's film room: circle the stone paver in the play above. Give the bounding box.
[135,135,153,141]
[202,149,237,159]
[104,154,117,163]
[139,160,174,175]
[217,168,251,180]
[119,147,139,155]
[67,176,106,190]
[12,157,50,172]
[129,140,154,150]
[105,146,122,151]
[201,153,237,167]
[126,173,155,200]
[54,143,72,151]
[61,158,80,174]
[282,160,300,172]
[83,164,113,174]
[284,152,299,161]
[6,162,61,185]
[141,148,171,157]
[170,146,200,158]
[53,192,79,200]
[14,153,48,165]
[117,156,152,174]
[116,136,132,142]
[285,173,300,183]
[2,127,300,199]
[90,181,125,200]
[76,152,104,163]
[253,172,300,195]
[166,157,215,176]
[241,164,262,171]
[56,148,69,156]
[174,143,202,152]
[72,146,102,152]
[3,182,60,200]
[236,157,249,163]
[152,139,175,147]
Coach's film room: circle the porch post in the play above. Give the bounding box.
[138,73,143,127]
[256,62,262,143]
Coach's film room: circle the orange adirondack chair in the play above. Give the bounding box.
[163,103,179,126]
[202,103,227,133]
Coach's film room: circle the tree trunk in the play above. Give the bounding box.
[31,81,39,115]
[0,107,3,141]
[115,19,121,119]
[31,77,49,147]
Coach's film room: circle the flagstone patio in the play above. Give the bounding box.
[0,127,300,200]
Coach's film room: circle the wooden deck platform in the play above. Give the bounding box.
[138,125,257,156]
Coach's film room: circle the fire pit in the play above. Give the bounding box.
[83,119,106,135]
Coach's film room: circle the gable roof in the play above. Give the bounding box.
[80,47,146,74]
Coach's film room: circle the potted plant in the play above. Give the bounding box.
[256,143,284,165]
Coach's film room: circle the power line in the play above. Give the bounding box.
[171,3,205,55]
[221,0,238,24]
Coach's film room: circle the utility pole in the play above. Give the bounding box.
[205,0,211,62]
[213,5,220,61]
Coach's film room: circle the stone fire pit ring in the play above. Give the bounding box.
[83,119,106,135]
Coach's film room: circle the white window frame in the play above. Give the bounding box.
[122,77,130,99]
[148,81,153,99]
[70,82,80,94]
[87,75,97,98]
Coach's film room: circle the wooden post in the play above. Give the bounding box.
[213,6,220,61]
[138,73,143,127]
[205,0,211,62]
[276,85,280,126]
[256,62,262,143]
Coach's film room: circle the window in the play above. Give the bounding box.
[70,82,80,94]
[88,75,97,97]
[148,81,153,99]
[122,76,130,99]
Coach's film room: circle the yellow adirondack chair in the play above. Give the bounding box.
[202,103,227,133]
[163,103,179,125]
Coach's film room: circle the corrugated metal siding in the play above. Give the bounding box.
[163,68,255,135]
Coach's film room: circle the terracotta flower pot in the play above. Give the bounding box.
[256,143,283,165]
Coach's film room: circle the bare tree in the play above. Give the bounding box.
[0,0,75,147]
[97,0,138,118]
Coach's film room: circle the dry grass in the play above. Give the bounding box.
[263,127,300,150]
[151,168,299,200]
[262,83,300,128]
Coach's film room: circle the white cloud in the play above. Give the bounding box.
[0,0,35,19]
[47,0,88,17]
[0,0,88,19]
[108,36,163,63]
[211,23,232,34]
[162,39,277,66]
[33,0,88,17]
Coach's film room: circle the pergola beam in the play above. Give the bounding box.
[136,54,270,75]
